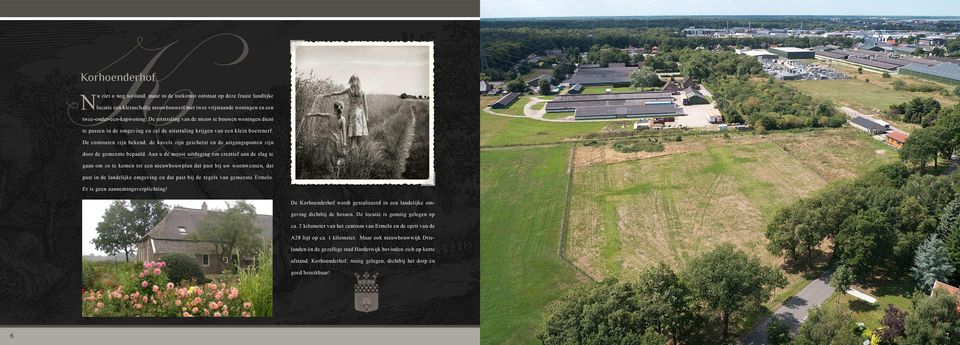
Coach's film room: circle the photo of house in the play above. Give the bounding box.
[81,199,274,318]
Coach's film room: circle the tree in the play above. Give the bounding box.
[858,66,863,74]
[684,243,786,340]
[636,263,691,345]
[505,78,527,93]
[630,66,661,88]
[92,200,170,262]
[188,201,264,267]
[880,305,909,344]
[792,307,862,345]
[911,235,954,291]
[767,317,792,345]
[900,291,960,345]
[834,208,894,277]
[830,265,854,303]
[538,279,651,345]
[538,79,552,95]
[901,127,941,173]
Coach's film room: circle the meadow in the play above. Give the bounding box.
[480,126,897,343]
[480,145,584,345]
[295,74,430,180]
[566,128,895,281]
[480,111,608,147]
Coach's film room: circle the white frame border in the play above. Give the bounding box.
[289,41,435,186]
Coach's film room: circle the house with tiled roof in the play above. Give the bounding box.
[137,203,272,274]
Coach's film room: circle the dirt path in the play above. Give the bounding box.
[523,96,550,119]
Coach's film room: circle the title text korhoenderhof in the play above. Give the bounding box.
[80,73,157,82]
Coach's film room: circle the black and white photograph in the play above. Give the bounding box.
[291,41,434,185]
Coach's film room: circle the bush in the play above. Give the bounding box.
[160,253,208,285]
[612,139,664,153]
[82,260,98,290]
[882,72,891,78]
[768,317,792,345]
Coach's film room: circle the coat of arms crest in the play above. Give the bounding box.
[354,272,379,313]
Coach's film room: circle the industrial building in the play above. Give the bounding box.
[566,65,638,86]
[899,62,960,85]
[768,47,815,59]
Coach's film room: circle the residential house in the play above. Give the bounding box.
[886,130,909,149]
[137,203,272,274]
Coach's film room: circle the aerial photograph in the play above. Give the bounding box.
[480,1,960,344]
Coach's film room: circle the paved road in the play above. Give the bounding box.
[740,269,835,345]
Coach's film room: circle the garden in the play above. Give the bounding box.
[81,249,273,318]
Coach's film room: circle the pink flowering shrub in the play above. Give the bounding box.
[82,261,257,318]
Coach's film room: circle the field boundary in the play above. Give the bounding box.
[558,144,595,282]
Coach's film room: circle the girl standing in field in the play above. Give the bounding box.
[299,101,348,167]
[320,74,369,149]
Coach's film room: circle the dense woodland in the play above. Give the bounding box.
[709,77,846,130]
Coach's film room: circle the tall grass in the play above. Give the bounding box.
[237,248,273,317]
[295,74,430,180]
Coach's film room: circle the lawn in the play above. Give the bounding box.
[480,111,607,147]
[480,145,586,345]
[823,275,916,330]
[542,111,575,120]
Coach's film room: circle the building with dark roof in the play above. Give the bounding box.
[567,84,584,94]
[661,81,682,95]
[815,50,848,60]
[137,204,272,274]
[526,75,552,87]
[899,62,960,85]
[567,66,638,86]
[850,116,887,135]
[682,87,709,105]
[846,56,899,71]
[491,92,520,109]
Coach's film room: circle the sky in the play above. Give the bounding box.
[81,199,273,257]
[481,0,960,19]
[296,44,431,96]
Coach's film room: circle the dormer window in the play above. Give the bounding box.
[178,226,187,235]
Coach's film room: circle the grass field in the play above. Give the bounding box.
[564,127,895,293]
[480,145,585,345]
[480,111,608,147]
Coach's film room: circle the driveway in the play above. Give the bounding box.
[740,269,835,345]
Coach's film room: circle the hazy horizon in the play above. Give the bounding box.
[482,0,960,19]
[296,45,431,97]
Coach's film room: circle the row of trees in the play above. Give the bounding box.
[901,104,960,173]
[710,77,846,130]
[539,244,786,345]
[766,163,960,285]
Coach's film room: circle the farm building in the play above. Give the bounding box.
[568,84,584,94]
[137,204,272,274]
[850,116,888,135]
[566,65,638,86]
[682,87,709,105]
[546,92,675,112]
[661,81,682,95]
[491,92,520,109]
[886,131,909,149]
[768,47,815,59]
[681,78,699,90]
[574,102,683,120]
[480,80,492,94]
[815,50,848,60]
[526,75,552,87]
[899,62,960,85]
